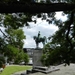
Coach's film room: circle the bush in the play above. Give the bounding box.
[23,53,29,65]
[14,51,29,65]
[40,54,50,66]
[0,61,3,68]
[14,53,23,64]
[0,56,5,68]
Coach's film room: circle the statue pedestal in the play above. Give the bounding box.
[33,49,43,67]
[31,48,60,74]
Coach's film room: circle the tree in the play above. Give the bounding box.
[0,56,5,68]
[0,1,34,63]
[5,28,26,62]
[23,53,29,65]
[5,28,26,49]
[0,37,7,54]
[41,10,75,66]
[0,17,27,62]
[14,51,29,64]
[41,42,61,66]
[37,0,75,66]
[6,45,19,61]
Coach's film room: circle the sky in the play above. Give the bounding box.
[23,12,67,48]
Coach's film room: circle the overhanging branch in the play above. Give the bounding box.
[66,10,74,53]
[0,3,75,13]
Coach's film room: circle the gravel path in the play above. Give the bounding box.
[30,63,75,75]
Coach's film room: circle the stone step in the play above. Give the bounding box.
[33,66,48,70]
[32,67,60,74]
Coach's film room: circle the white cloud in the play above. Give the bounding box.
[0,27,5,37]
[55,12,67,21]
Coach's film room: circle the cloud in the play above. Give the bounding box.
[55,12,67,21]
[0,27,6,37]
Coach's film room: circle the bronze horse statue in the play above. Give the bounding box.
[33,31,47,48]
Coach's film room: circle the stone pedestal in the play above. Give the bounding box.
[33,49,43,67]
[31,48,60,74]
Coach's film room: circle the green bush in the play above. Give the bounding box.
[23,53,29,65]
[0,56,5,68]
[14,53,23,64]
[41,54,50,66]
[0,61,3,68]
[14,51,29,64]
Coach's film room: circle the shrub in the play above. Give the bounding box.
[14,51,29,65]
[23,53,29,65]
[14,53,23,64]
[0,56,5,68]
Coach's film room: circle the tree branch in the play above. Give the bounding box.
[0,29,7,38]
[66,10,74,53]
[0,3,75,13]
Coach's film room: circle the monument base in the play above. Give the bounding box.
[32,49,60,74]
[32,66,60,74]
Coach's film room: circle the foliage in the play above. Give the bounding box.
[14,52,23,64]
[6,45,19,60]
[3,13,34,29]
[41,42,60,66]
[14,51,29,64]
[0,37,7,54]
[39,0,75,66]
[23,53,29,64]
[5,29,26,49]
[41,24,75,66]
[0,57,5,68]
[0,26,26,62]
[0,65,32,75]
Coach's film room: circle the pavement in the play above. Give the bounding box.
[30,63,75,75]
[12,63,75,75]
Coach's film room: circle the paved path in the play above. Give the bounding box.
[12,63,75,75]
[12,70,26,75]
[30,63,75,75]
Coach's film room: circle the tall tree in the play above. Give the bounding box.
[5,28,26,49]
[41,9,75,66]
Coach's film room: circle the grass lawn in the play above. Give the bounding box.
[0,65,32,75]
